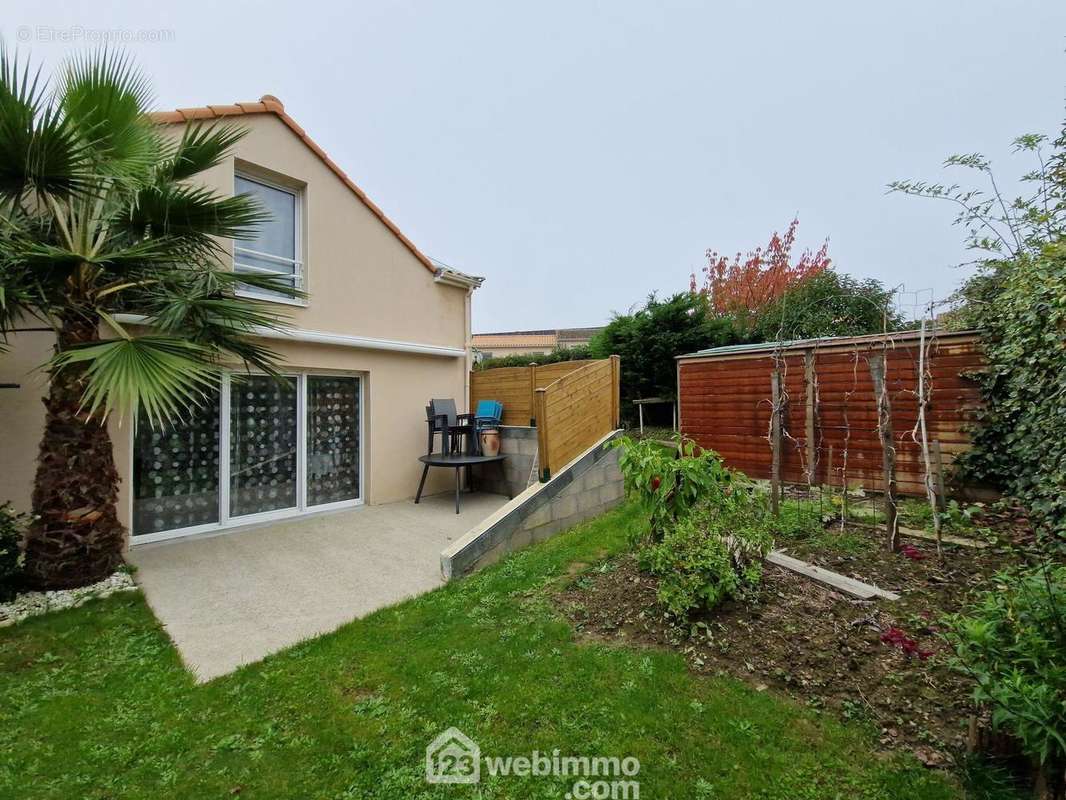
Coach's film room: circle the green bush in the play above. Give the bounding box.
[611,435,730,543]
[640,494,775,617]
[589,293,739,426]
[0,503,28,600]
[750,271,903,342]
[943,562,1066,792]
[613,435,776,617]
[476,345,591,370]
[959,243,1066,543]
[892,123,1066,545]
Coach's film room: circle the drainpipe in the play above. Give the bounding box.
[464,286,473,413]
[432,265,485,415]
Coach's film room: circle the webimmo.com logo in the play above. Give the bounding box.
[425,727,480,784]
[424,728,640,797]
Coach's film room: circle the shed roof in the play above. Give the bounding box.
[676,328,980,360]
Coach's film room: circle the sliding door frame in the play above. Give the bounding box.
[131,370,364,545]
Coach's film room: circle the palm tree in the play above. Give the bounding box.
[0,49,299,588]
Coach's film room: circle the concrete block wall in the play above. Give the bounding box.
[441,430,624,579]
[471,426,539,498]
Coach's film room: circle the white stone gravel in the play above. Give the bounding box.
[0,570,138,627]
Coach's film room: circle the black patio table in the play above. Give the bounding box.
[415,452,509,514]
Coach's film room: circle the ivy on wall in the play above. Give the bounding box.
[961,244,1066,540]
[892,122,1065,545]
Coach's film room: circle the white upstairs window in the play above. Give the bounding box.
[234,174,304,303]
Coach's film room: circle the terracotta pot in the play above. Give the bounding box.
[480,429,501,457]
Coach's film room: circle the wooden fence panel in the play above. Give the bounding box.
[469,360,600,427]
[535,356,621,479]
[535,360,598,386]
[678,331,984,497]
[469,367,535,426]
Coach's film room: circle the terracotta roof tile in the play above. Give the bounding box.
[148,95,438,276]
[260,97,285,114]
[207,104,244,116]
[176,106,217,121]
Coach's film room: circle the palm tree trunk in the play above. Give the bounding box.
[23,314,125,588]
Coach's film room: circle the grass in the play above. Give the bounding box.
[0,504,965,799]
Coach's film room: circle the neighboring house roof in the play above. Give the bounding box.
[556,326,604,344]
[473,326,604,350]
[473,333,557,349]
[149,95,476,285]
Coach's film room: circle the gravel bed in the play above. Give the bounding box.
[0,571,138,627]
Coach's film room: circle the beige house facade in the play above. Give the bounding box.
[0,96,482,545]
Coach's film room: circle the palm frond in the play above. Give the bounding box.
[1,232,183,276]
[51,334,219,426]
[0,262,49,343]
[57,48,158,178]
[207,268,306,303]
[0,46,96,201]
[158,121,248,182]
[120,183,269,244]
[131,266,299,374]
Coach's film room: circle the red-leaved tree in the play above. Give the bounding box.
[691,218,831,327]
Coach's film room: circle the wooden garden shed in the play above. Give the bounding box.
[676,329,985,496]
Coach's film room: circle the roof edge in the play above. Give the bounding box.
[149,95,442,278]
[434,266,484,289]
[675,328,982,360]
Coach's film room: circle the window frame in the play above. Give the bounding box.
[233,171,307,307]
[129,371,365,545]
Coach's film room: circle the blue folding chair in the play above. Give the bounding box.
[474,400,503,435]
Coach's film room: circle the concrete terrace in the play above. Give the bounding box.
[128,492,509,681]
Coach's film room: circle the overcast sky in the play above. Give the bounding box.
[6,1,1065,332]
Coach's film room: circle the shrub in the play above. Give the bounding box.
[943,562,1066,797]
[611,435,730,543]
[0,503,29,600]
[476,345,591,370]
[640,495,775,617]
[959,243,1066,543]
[589,293,739,426]
[749,270,903,342]
[613,435,776,616]
[892,123,1066,544]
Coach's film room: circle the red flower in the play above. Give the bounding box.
[880,627,931,660]
[650,476,662,491]
[900,544,926,561]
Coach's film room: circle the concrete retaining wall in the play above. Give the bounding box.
[441,430,624,579]
[471,426,538,498]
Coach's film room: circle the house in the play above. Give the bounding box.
[472,326,603,359]
[0,95,483,545]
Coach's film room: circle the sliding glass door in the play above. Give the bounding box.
[229,376,299,517]
[132,373,362,542]
[306,376,361,507]
[132,387,221,537]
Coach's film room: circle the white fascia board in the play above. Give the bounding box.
[113,314,466,358]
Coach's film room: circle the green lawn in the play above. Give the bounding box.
[0,504,962,799]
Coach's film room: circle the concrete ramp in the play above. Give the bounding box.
[441,430,624,579]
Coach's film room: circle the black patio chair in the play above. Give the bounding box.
[426,398,476,455]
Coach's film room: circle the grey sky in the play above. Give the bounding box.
[6,1,1065,332]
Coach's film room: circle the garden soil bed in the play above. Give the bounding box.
[556,525,1016,767]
